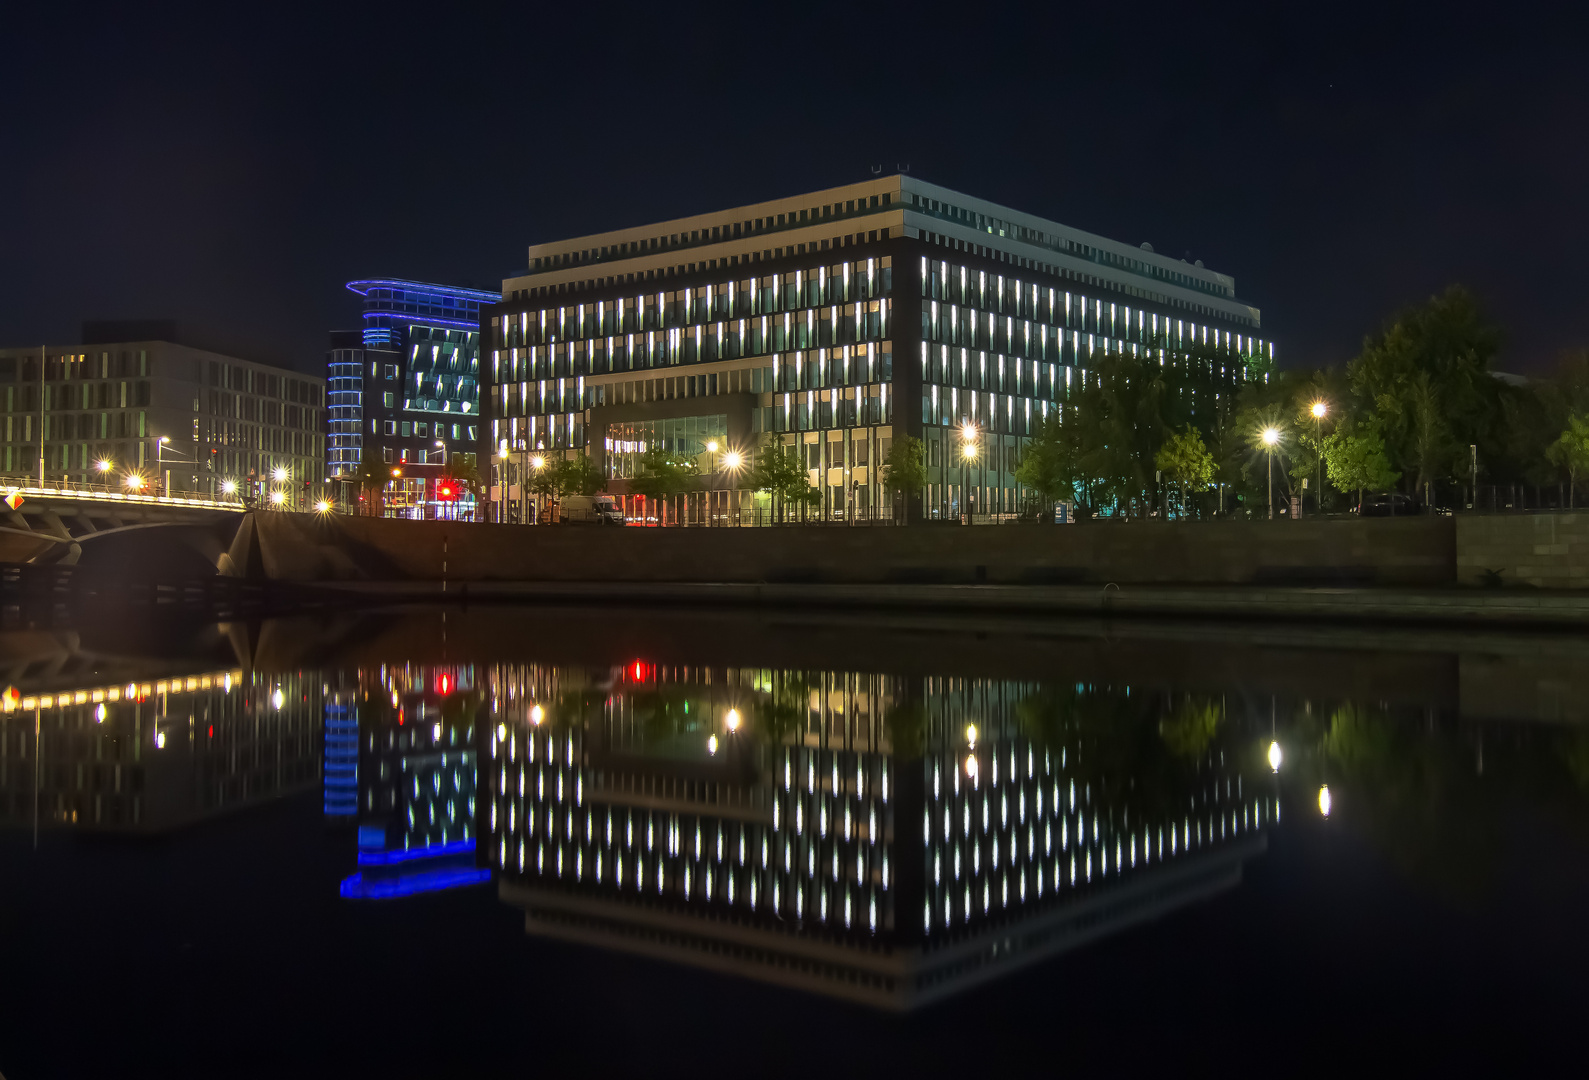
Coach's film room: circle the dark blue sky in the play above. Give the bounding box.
[3,1,1584,375]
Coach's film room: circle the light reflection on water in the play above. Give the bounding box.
[4,606,1589,1012]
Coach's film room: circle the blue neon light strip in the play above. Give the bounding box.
[339,867,491,900]
[356,838,476,866]
[345,278,501,302]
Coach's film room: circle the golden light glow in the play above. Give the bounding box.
[726,708,741,732]
[707,734,719,756]
[965,754,978,779]
[1268,740,1283,772]
[723,450,744,470]
[315,500,331,513]
[124,473,146,490]
[965,723,978,747]
[272,467,288,482]
[270,491,286,505]
[530,704,544,725]
[530,455,546,470]
[95,459,113,473]
[1310,401,1328,419]
[391,468,402,477]
[961,422,977,443]
[1261,427,1281,447]
[1318,785,1332,817]
[706,440,719,453]
[221,480,238,494]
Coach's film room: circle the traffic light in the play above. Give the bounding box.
[436,480,457,501]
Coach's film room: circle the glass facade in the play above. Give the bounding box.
[330,280,498,481]
[484,176,1269,522]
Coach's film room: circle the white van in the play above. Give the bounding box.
[557,494,625,525]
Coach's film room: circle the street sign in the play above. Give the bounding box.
[3,488,22,511]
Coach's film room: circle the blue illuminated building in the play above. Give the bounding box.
[326,279,498,514]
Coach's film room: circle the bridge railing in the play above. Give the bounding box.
[0,474,246,511]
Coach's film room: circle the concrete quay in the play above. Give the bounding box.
[317,579,1589,628]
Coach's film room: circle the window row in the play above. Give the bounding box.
[499,261,894,348]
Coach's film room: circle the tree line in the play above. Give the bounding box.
[1008,286,1589,518]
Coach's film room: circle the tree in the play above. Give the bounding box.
[556,452,604,497]
[629,445,699,522]
[1323,423,1401,505]
[749,434,815,523]
[1347,286,1501,495]
[881,434,926,521]
[1154,424,1215,518]
[1546,413,1589,508]
[352,455,391,516]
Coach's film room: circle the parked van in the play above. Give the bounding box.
[556,494,625,525]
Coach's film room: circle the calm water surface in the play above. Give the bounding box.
[3,605,1589,1077]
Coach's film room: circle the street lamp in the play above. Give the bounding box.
[1309,401,1328,515]
[959,422,979,522]
[1261,426,1281,519]
[221,479,238,498]
[529,454,547,524]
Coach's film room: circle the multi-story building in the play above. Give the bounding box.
[328,279,496,517]
[482,176,1269,522]
[0,321,326,500]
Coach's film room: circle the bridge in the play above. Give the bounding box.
[1,481,246,573]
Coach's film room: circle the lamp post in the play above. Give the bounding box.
[722,449,744,526]
[529,453,547,524]
[1310,401,1328,515]
[1261,427,1281,519]
[959,422,979,523]
[95,458,113,493]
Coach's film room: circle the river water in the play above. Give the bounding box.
[3,604,1588,1076]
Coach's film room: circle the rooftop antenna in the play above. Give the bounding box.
[897,162,911,174]
[870,164,883,176]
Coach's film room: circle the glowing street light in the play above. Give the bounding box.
[1309,401,1329,515]
[273,467,288,482]
[270,490,286,506]
[958,423,980,519]
[707,734,719,756]
[221,479,238,496]
[1318,785,1333,817]
[1260,426,1282,519]
[723,450,743,470]
[125,473,146,491]
[1267,740,1283,773]
[530,704,544,725]
[95,459,113,474]
[530,455,546,470]
[725,708,741,732]
[315,499,331,513]
[706,440,719,453]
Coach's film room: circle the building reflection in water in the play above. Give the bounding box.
[483,662,1272,1010]
[0,669,322,833]
[331,665,489,900]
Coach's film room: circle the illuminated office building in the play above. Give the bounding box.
[0,322,326,496]
[483,176,1268,522]
[328,280,495,515]
[482,662,1270,1009]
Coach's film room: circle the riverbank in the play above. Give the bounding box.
[314,579,1589,627]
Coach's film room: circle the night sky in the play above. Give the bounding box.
[3,3,1584,376]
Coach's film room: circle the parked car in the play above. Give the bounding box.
[1353,493,1451,517]
[555,494,625,525]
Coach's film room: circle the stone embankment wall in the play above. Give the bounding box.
[231,512,1457,586]
[1455,514,1589,588]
